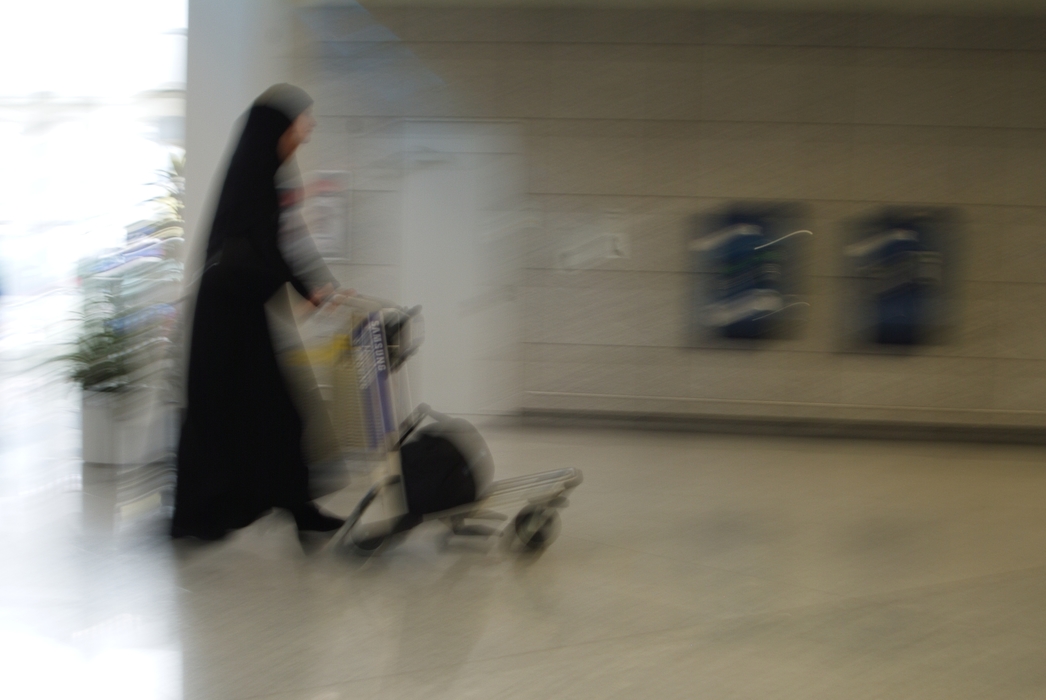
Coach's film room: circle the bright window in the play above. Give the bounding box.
[0,0,187,296]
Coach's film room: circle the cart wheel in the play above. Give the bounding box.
[514,507,561,550]
[347,522,388,557]
[349,533,386,557]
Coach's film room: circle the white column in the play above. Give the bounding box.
[184,0,295,274]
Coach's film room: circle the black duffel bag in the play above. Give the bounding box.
[398,418,493,516]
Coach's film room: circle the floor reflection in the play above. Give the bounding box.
[5,294,1046,699]
[1,294,181,700]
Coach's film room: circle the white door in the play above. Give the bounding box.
[399,122,524,417]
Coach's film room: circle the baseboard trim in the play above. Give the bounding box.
[519,409,1046,445]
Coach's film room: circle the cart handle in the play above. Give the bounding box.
[328,292,421,315]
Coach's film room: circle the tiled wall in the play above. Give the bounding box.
[295,6,1046,427]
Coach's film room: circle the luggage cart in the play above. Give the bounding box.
[320,294,582,556]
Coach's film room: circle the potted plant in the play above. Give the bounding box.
[132,152,186,243]
[68,150,186,466]
[62,293,138,465]
[149,152,185,228]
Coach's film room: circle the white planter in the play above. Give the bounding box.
[82,390,128,465]
[82,389,171,466]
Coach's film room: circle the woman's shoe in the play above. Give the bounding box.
[170,522,228,542]
[291,502,345,533]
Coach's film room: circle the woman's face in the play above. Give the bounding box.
[278,109,316,162]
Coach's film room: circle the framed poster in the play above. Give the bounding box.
[688,203,810,343]
[841,207,958,349]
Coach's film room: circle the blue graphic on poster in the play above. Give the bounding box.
[689,204,810,341]
[844,208,956,347]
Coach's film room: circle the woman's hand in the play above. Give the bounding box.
[304,285,356,317]
[296,286,357,321]
[325,288,357,306]
[309,283,334,308]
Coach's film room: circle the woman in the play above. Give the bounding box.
[172,84,344,541]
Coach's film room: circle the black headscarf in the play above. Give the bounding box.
[204,84,328,300]
[255,83,313,124]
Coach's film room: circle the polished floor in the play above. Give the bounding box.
[4,302,1046,699]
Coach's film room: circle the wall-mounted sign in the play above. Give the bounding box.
[304,171,350,261]
[552,210,630,273]
[689,203,810,342]
[842,207,957,348]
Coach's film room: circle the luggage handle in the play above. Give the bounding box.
[394,403,454,449]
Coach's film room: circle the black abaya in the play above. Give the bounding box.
[172,96,335,538]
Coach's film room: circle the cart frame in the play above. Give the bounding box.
[315,295,582,555]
